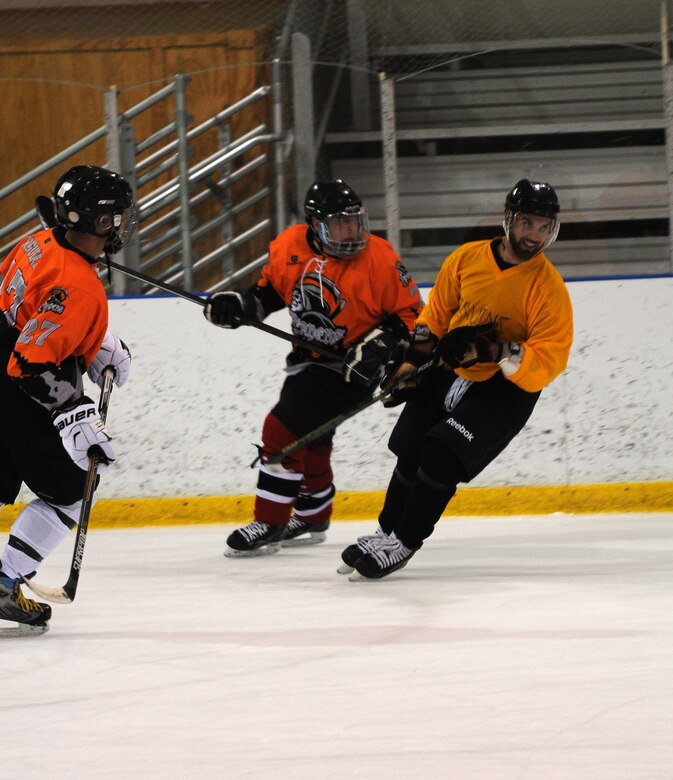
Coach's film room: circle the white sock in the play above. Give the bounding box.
[0,497,92,579]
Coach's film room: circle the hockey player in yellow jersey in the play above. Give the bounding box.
[340,179,574,580]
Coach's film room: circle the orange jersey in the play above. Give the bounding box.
[0,227,108,405]
[257,224,423,350]
[418,239,573,392]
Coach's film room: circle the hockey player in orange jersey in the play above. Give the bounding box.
[0,165,136,634]
[204,179,423,556]
[340,179,574,580]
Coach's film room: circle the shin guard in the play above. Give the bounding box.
[295,442,335,526]
[255,413,306,525]
[0,497,85,580]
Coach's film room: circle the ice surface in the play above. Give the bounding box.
[3,514,673,779]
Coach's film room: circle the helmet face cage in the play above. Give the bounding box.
[54,165,137,255]
[314,209,370,258]
[502,211,560,251]
[101,208,137,255]
[503,179,560,252]
[304,179,370,258]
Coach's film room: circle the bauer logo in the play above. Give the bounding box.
[446,417,474,441]
[55,407,97,430]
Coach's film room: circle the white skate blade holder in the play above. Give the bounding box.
[223,542,283,558]
[0,621,49,638]
[282,530,327,548]
[348,570,368,582]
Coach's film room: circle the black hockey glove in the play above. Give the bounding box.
[381,364,429,407]
[203,290,261,329]
[379,323,436,406]
[437,322,498,368]
[343,328,398,388]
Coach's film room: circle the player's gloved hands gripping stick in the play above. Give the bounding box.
[87,331,131,388]
[52,397,116,473]
[436,322,499,368]
[343,328,399,388]
[203,290,263,329]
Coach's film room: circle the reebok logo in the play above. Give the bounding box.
[446,417,474,441]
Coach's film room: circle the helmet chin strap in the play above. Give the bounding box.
[502,213,519,257]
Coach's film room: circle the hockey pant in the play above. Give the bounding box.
[255,413,335,527]
[381,370,541,548]
[0,496,91,580]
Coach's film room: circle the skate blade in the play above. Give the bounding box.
[223,542,282,558]
[0,621,49,638]
[281,532,327,548]
[336,561,355,575]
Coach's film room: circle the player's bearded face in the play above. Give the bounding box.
[509,213,555,261]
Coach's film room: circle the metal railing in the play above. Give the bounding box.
[0,62,287,296]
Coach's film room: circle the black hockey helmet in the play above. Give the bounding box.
[504,179,560,251]
[304,179,369,258]
[53,165,137,254]
[505,179,560,219]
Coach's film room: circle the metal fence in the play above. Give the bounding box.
[0,70,283,295]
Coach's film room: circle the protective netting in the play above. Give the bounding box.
[0,1,286,44]
[0,0,661,78]
[0,0,669,284]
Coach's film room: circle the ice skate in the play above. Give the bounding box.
[224,520,287,557]
[281,516,329,547]
[0,575,51,637]
[349,532,418,581]
[337,526,388,574]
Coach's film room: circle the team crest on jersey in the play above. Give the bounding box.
[395,260,413,287]
[289,270,347,347]
[38,287,68,315]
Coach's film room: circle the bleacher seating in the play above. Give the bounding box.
[393,60,664,132]
[323,44,670,281]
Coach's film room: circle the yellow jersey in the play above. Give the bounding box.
[418,239,573,392]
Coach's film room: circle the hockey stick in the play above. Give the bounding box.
[22,369,116,605]
[263,358,436,465]
[35,194,58,229]
[35,195,341,364]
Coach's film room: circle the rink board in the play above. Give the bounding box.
[2,480,673,531]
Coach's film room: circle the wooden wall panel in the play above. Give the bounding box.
[0,48,160,217]
[0,26,274,279]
